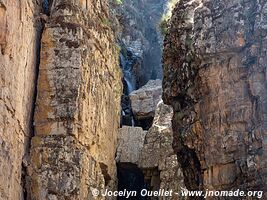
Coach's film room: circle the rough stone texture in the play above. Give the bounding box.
[0,3,7,46]
[139,101,174,168]
[116,126,147,164]
[27,0,122,199]
[139,100,186,200]
[163,0,267,197]
[0,0,42,199]
[130,79,162,120]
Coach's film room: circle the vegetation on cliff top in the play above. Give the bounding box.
[159,0,179,35]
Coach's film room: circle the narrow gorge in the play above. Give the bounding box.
[0,0,266,200]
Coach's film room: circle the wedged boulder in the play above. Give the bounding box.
[138,100,174,169]
[116,126,147,164]
[138,100,186,197]
[129,79,162,120]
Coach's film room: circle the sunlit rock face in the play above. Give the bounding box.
[27,0,122,199]
[129,79,162,130]
[163,0,267,197]
[0,0,42,199]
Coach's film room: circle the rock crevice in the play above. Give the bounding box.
[26,0,122,199]
[0,0,43,199]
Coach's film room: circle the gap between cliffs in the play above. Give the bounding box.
[114,0,183,198]
[21,1,51,198]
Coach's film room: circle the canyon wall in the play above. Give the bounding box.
[0,0,42,199]
[27,0,122,199]
[0,0,122,199]
[3,0,267,199]
[163,0,267,197]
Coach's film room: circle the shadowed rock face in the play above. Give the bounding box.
[112,0,166,88]
[163,0,267,197]
[113,0,167,130]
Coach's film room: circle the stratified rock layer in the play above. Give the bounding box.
[163,0,267,197]
[27,1,122,199]
[0,0,42,199]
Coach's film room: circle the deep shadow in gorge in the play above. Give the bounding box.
[117,163,148,200]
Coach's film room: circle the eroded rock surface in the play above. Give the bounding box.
[139,101,174,169]
[163,0,267,197]
[111,0,166,87]
[27,1,122,199]
[0,0,42,199]
[116,126,147,164]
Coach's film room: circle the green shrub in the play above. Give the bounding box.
[102,17,111,27]
[114,0,124,5]
[158,0,179,35]
[159,18,169,35]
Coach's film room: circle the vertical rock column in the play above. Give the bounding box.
[27,0,122,199]
[0,0,42,199]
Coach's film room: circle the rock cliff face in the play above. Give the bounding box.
[163,0,267,196]
[26,1,122,199]
[117,80,185,200]
[0,0,42,199]
[113,0,167,128]
[0,0,122,199]
[3,0,267,199]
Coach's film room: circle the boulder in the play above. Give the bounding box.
[116,126,147,164]
[129,79,162,120]
[138,100,187,197]
[138,100,174,169]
